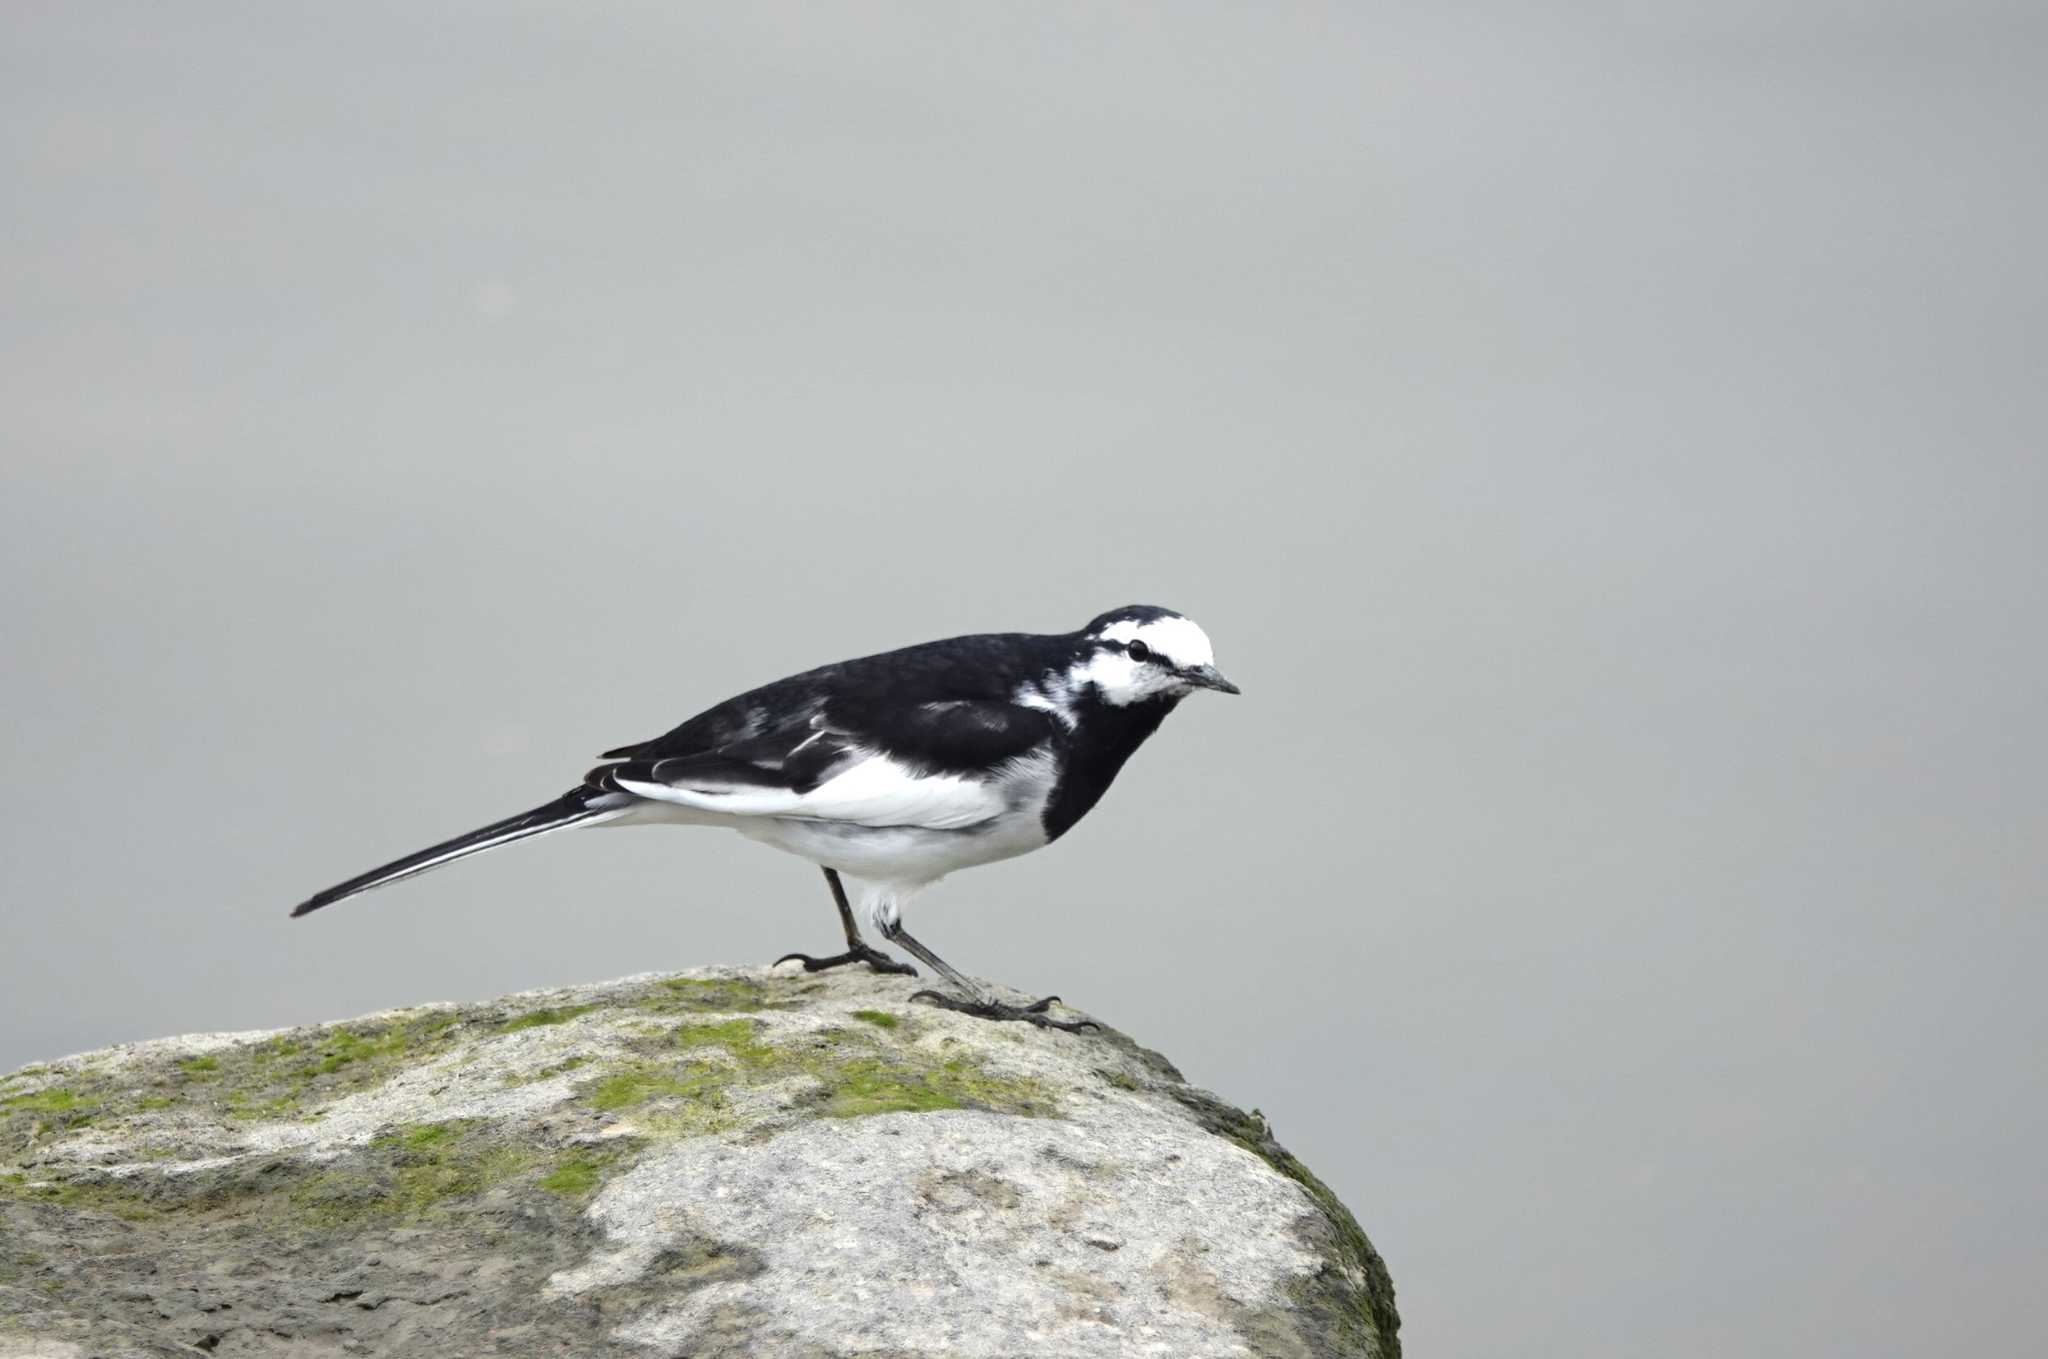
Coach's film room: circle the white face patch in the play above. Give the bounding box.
[1097,615,1216,670]
[1078,613,1219,706]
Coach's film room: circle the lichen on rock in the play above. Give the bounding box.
[0,965,1398,1357]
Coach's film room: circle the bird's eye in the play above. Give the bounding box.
[1127,641,1151,662]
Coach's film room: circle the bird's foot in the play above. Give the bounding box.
[775,943,919,977]
[909,989,1100,1033]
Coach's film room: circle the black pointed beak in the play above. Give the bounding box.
[1185,664,1242,695]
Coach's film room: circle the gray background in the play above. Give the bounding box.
[4,3,2043,1355]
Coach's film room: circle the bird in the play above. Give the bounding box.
[290,605,1239,1030]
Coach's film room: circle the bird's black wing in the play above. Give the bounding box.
[589,698,1060,830]
[598,631,1072,763]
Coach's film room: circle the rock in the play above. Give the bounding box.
[0,966,1398,1357]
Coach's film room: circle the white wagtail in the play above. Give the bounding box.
[292,605,1238,1030]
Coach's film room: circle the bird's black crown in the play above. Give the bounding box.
[1082,604,1183,635]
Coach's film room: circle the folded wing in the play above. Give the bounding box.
[589,699,1059,832]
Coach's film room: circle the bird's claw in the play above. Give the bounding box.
[909,989,1100,1033]
[774,945,919,977]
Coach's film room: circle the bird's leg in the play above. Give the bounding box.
[775,868,919,976]
[882,921,1099,1033]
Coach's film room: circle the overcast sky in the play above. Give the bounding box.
[4,4,2044,1356]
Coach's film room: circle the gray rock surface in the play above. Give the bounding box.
[0,966,1398,1357]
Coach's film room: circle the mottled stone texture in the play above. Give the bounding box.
[0,966,1397,1357]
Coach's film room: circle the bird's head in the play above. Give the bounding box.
[1074,605,1240,705]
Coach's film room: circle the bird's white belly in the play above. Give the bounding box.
[594,786,1052,882]
[602,746,1061,916]
[735,810,1049,884]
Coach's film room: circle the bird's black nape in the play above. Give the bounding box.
[1081,603,1184,635]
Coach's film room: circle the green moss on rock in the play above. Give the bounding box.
[0,1085,102,1149]
[0,1170,158,1222]
[498,1004,596,1033]
[293,1121,534,1227]
[573,1014,1055,1129]
[673,1018,775,1060]
[3,1011,487,1163]
[313,1017,450,1073]
[1,1087,94,1117]
[394,1120,465,1150]
[587,1066,715,1115]
[634,976,783,1015]
[538,1144,632,1197]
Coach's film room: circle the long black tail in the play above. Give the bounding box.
[290,788,621,918]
